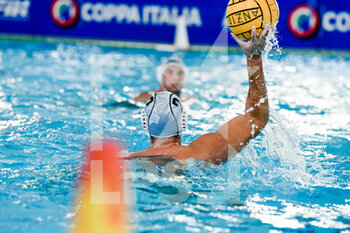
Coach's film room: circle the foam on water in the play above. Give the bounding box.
[0,38,349,232]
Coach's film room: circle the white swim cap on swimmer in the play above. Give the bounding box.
[141,92,187,138]
[156,57,187,83]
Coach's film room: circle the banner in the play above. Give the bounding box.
[0,0,350,50]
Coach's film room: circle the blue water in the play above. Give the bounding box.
[0,38,349,233]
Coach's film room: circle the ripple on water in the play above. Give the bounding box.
[0,38,350,232]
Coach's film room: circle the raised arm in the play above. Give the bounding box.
[188,26,270,164]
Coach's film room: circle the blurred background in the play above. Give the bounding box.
[0,0,349,50]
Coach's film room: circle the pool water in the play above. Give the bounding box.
[0,38,349,233]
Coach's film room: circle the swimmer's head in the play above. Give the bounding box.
[141,91,187,139]
[157,57,186,94]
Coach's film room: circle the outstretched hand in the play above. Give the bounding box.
[232,25,271,58]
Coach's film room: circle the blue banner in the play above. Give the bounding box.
[0,0,350,50]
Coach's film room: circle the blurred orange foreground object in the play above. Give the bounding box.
[72,141,130,233]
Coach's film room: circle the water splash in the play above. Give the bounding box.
[0,38,349,233]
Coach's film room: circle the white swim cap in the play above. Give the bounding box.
[156,57,187,83]
[141,92,186,138]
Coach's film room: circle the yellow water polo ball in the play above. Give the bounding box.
[226,0,280,40]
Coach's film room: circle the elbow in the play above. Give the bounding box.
[258,104,269,127]
[249,108,269,134]
[258,108,269,130]
[246,97,269,129]
[254,114,269,138]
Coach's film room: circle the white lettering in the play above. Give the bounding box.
[143,5,151,24]
[81,3,93,22]
[150,6,160,25]
[336,12,350,32]
[114,4,128,23]
[187,7,202,27]
[81,3,202,28]
[143,5,180,26]
[323,11,336,32]
[182,7,189,23]
[181,7,202,27]
[0,0,30,19]
[81,3,141,24]
[93,3,104,23]
[323,11,350,33]
[170,7,179,25]
[128,5,140,24]
[159,7,170,25]
[5,1,20,17]
[90,160,120,204]
[20,0,30,18]
[103,4,114,22]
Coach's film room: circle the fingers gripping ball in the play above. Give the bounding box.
[226,0,279,40]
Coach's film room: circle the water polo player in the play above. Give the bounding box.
[134,57,186,100]
[129,25,270,164]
